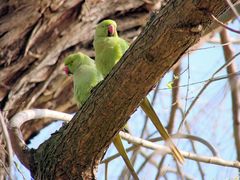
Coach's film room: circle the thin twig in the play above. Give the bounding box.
[160,166,194,180]
[155,155,167,179]
[220,29,240,171]
[208,37,240,44]
[102,131,219,170]
[178,52,240,131]
[184,53,191,115]
[179,106,206,179]
[121,82,161,178]
[119,131,240,168]
[102,131,219,166]
[0,158,9,178]
[210,13,240,34]
[174,64,204,179]
[225,0,240,22]
[185,122,205,179]
[176,163,184,180]
[9,109,240,171]
[188,42,235,52]
[137,151,157,173]
[14,161,27,180]
[0,111,13,179]
[149,134,219,157]
[173,65,206,178]
[158,71,240,91]
[167,64,181,133]
[104,162,108,180]
[139,151,195,180]
[157,64,181,179]
[102,146,136,164]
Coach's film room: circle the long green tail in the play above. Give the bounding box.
[140,97,184,164]
[113,134,139,180]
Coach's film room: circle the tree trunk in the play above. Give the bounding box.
[0,0,237,179]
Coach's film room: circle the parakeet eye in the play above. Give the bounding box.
[107,24,115,36]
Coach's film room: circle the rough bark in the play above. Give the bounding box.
[0,0,165,177]
[30,0,236,179]
[0,0,237,142]
[0,0,238,179]
[0,0,155,142]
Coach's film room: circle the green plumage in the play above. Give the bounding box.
[64,19,183,180]
[94,20,140,179]
[94,19,184,164]
[64,52,139,179]
[94,20,129,77]
[64,52,103,107]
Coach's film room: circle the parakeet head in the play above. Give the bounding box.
[95,19,118,37]
[64,52,94,75]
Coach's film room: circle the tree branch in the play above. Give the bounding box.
[120,132,240,168]
[9,108,240,178]
[220,29,240,166]
[0,112,13,178]
[3,0,238,178]
[31,1,239,178]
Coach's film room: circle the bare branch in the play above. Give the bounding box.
[120,132,240,168]
[9,109,72,129]
[2,0,238,178]
[208,37,240,44]
[139,151,195,180]
[158,71,240,91]
[104,162,108,180]
[101,146,136,164]
[156,64,181,179]
[8,109,72,168]
[184,123,205,179]
[220,29,240,164]
[210,13,240,34]
[9,108,228,174]
[167,65,181,133]
[178,52,240,131]
[203,2,240,35]
[138,151,157,174]
[150,134,219,157]
[120,82,161,178]
[225,0,240,20]
[0,112,13,178]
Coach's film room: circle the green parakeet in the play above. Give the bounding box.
[64,52,103,107]
[94,19,184,164]
[64,52,139,179]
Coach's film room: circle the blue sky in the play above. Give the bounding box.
[13,21,240,179]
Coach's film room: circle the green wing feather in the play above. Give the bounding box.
[64,52,103,107]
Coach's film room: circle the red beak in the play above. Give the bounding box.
[107,24,115,36]
[64,66,70,75]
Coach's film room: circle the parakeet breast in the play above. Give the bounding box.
[94,37,129,77]
[73,65,103,106]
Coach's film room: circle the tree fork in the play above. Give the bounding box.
[4,0,236,179]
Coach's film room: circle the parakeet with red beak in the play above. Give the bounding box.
[94,20,129,77]
[64,52,103,107]
[64,52,139,179]
[94,19,184,164]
